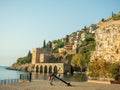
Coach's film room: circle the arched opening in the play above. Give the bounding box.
[36,65,39,72]
[44,65,47,73]
[49,66,52,73]
[40,65,43,73]
[54,65,57,74]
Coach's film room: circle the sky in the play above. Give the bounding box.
[0,0,120,66]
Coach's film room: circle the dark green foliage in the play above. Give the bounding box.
[66,54,73,64]
[43,40,46,48]
[53,40,65,53]
[82,41,88,46]
[82,34,95,47]
[89,60,120,80]
[109,63,120,80]
[46,41,52,49]
[71,54,86,72]
[16,51,32,64]
[112,12,120,20]
[82,26,89,34]
[85,35,94,42]
[83,26,87,30]
[101,18,105,22]
[79,34,95,55]
[90,24,97,30]
[66,35,69,43]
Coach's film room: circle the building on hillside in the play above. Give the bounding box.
[81,33,86,41]
[76,31,80,39]
[73,38,79,44]
[61,38,65,42]
[32,48,71,74]
[64,44,73,51]
[89,24,97,34]
[58,48,65,53]
[69,36,74,43]
[52,42,57,49]
[89,26,95,34]
[58,44,77,54]
[76,31,80,35]
[72,44,77,50]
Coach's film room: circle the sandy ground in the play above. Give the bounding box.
[0,80,120,90]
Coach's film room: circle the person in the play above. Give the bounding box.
[48,74,54,85]
[58,74,62,80]
[29,72,32,82]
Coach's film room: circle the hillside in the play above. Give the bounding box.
[13,12,120,72]
[89,13,120,79]
[91,19,120,62]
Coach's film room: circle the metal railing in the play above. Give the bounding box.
[20,73,30,80]
[0,79,19,84]
[0,73,30,84]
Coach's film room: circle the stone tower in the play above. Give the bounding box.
[32,48,52,64]
[32,48,41,64]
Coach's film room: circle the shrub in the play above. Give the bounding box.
[109,62,120,80]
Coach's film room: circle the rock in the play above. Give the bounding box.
[91,20,120,62]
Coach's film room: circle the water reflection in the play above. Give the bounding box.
[31,72,88,82]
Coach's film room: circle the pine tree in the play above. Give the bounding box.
[43,40,46,48]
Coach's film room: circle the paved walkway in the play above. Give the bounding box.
[0,80,120,90]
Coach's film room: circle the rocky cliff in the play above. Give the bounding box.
[91,20,120,62]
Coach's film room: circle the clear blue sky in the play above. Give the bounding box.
[0,0,120,66]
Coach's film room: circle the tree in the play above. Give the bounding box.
[66,35,69,43]
[43,40,46,48]
[88,58,108,77]
[71,54,78,68]
[53,40,65,53]
[112,12,120,20]
[84,52,90,64]
[16,51,32,64]
[83,26,87,30]
[26,50,32,63]
[109,62,120,80]
[66,54,72,64]
[101,18,105,22]
[71,54,86,72]
[77,54,86,72]
[112,12,115,17]
[46,41,52,49]
[49,41,52,49]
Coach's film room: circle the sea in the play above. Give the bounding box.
[0,66,88,82]
[0,66,27,80]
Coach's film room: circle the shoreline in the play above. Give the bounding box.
[0,80,120,90]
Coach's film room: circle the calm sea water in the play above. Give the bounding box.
[32,72,88,82]
[0,66,87,82]
[0,66,27,80]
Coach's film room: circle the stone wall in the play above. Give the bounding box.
[32,48,53,64]
[91,20,120,62]
[34,63,71,74]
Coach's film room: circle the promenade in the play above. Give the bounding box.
[0,80,120,90]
